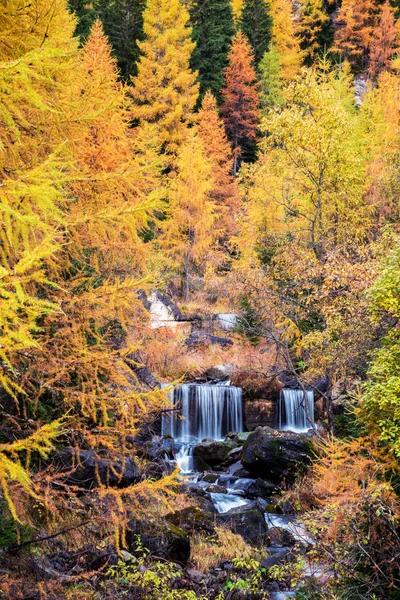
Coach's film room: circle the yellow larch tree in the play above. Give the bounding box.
[197,91,240,241]
[231,0,244,22]
[268,0,302,80]
[130,0,199,156]
[161,130,219,299]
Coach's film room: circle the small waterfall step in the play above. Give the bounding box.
[211,493,250,513]
[162,383,243,443]
[279,389,314,433]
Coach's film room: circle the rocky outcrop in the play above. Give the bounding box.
[241,427,315,483]
[217,501,268,546]
[193,439,237,469]
[51,448,141,490]
[127,519,190,564]
[185,331,233,349]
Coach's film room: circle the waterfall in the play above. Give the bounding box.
[279,389,314,433]
[162,383,243,443]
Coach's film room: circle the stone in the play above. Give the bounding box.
[166,506,215,535]
[266,527,297,548]
[187,568,206,584]
[201,472,220,484]
[217,502,267,546]
[185,331,233,349]
[241,427,314,483]
[245,399,277,430]
[246,478,280,499]
[51,448,141,490]
[206,484,226,494]
[126,519,190,563]
[193,439,236,468]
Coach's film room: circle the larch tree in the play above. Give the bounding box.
[297,0,332,64]
[231,0,244,21]
[69,0,146,79]
[369,1,400,79]
[240,0,273,66]
[189,0,235,103]
[269,0,302,80]
[197,90,240,240]
[258,44,285,109]
[130,0,198,155]
[221,32,260,174]
[161,130,218,300]
[333,0,382,69]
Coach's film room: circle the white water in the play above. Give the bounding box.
[279,389,314,433]
[162,384,243,442]
[265,514,314,545]
[211,492,250,513]
[175,445,194,474]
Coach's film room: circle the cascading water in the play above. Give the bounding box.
[162,383,243,476]
[278,389,314,433]
[162,383,243,443]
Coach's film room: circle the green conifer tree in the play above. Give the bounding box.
[189,0,235,103]
[240,0,272,66]
[258,44,284,109]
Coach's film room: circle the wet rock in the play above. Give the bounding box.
[167,506,216,535]
[247,478,280,499]
[206,484,227,494]
[201,472,220,483]
[126,519,190,564]
[51,448,141,490]
[266,527,297,548]
[217,501,268,546]
[228,460,253,478]
[193,439,236,468]
[241,427,314,483]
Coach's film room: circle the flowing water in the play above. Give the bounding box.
[278,389,314,433]
[162,383,243,442]
[210,493,250,513]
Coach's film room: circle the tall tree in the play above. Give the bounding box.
[231,0,244,21]
[221,32,260,174]
[197,91,240,239]
[161,130,218,299]
[239,0,273,66]
[258,44,285,109]
[189,0,235,103]
[130,0,198,155]
[68,0,146,79]
[333,0,382,69]
[297,0,332,64]
[369,1,400,79]
[269,0,302,79]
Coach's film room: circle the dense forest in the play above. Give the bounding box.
[0,0,400,598]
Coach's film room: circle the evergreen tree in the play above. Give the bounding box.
[130,0,198,156]
[197,91,240,239]
[239,0,273,66]
[189,0,235,103]
[369,1,400,79]
[222,32,260,174]
[258,44,285,109]
[68,0,146,79]
[297,0,332,65]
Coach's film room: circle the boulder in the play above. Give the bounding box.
[241,427,314,483]
[266,527,297,548]
[185,331,233,349]
[193,439,237,468]
[51,448,141,490]
[246,478,280,499]
[126,519,190,563]
[217,501,268,546]
[166,506,215,535]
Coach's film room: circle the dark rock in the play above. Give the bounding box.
[166,506,215,535]
[206,484,227,494]
[201,472,220,484]
[266,527,297,548]
[185,331,233,349]
[241,427,314,483]
[260,552,290,569]
[193,439,236,468]
[217,501,267,546]
[223,446,242,464]
[126,519,190,564]
[228,460,253,478]
[187,568,205,584]
[247,478,280,499]
[51,448,141,490]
